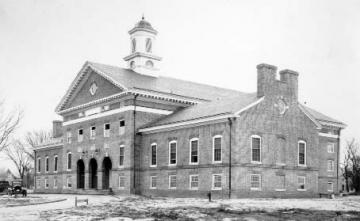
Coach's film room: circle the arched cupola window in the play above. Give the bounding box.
[146,38,152,53]
[132,39,136,53]
[146,60,154,68]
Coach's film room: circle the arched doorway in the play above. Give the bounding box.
[102,157,112,189]
[77,159,85,189]
[89,158,98,189]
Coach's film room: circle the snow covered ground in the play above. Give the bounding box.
[0,194,359,220]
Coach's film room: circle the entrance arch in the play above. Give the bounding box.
[77,159,85,189]
[89,158,98,189]
[102,157,112,189]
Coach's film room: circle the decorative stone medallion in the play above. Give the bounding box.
[274,97,289,115]
[89,82,98,96]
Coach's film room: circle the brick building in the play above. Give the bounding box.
[34,17,346,198]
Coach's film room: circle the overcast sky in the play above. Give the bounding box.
[0,0,359,170]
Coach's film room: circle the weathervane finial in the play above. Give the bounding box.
[142,13,145,20]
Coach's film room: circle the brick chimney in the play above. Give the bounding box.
[256,63,277,98]
[52,120,63,138]
[279,69,299,101]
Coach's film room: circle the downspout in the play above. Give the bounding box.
[34,150,37,190]
[337,129,341,193]
[133,94,139,193]
[227,117,234,199]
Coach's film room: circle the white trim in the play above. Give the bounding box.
[168,175,177,189]
[63,106,173,126]
[67,152,72,171]
[235,96,265,116]
[139,114,234,133]
[189,138,199,165]
[90,126,96,139]
[44,178,49,189]
[298,105,322,129]
[298,140,307,167]
[212,174,223,190]
[67,131,72,144]
[150,176,157,189]
[275,189,286,192]
[327,159,335,172]
[45,156,49,173]
[327,143,335,153]
[327,182,334,192]
[66,177,72,188]
[150,143,157,167]
[297,176,306,191]
[189,174,199,190]
[53,177,58,188]
[251,135,262,164]
[319,133,339,139]
[118,175,125,189]
[250,174,262,191]
[54,155,58,173]
[104,123,110,138]
[319,120,346,129]
[77,128,83,142]
[119,145,125,167]
[212,135,222,163]
[168,140,177,166]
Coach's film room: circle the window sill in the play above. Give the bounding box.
[276,163,286,166]
[212,188,222,191]
[169,187,177,190]
[250,188,261,191]
[150,187,157,190]
[298,164,307,167]
[297,189,307,191]
[275,189,286,192]
[189,162,199,165]
[54,171,58,173]
[190,188,199,191]
[168,164,177,166]
[251,161,262,164]
[118,187,125,190]
[150,165,157,168]
[212,161,222,164]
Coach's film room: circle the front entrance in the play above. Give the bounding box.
[89,158,98,189]
[77,159,85,189]
[102,157,112,189]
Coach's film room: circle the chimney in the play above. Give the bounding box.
[52,120,63,138]
[279,69,299,101]
[256,63,277,98]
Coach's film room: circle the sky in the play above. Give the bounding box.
[0,0,359,170]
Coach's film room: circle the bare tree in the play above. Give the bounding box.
[342,139,360,192]
[4,140,33,185]
[0,101,22,152]
[25,130,52,159]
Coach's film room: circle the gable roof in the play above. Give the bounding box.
[56,61,246,112]
[299,104,346,128]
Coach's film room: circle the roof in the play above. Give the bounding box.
[300,104,346,127]
[129,16,157,34]
[148,93,258,127]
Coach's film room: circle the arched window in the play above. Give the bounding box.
[298,140,306,166]
[67,152,72,170]
[251,135,261,163]
[146,60,154,68]
[146,38,152,52]
[131,39,136,53]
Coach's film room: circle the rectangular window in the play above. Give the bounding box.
[104,123,110,137]
[251,136,261,163]
[45,156,49,173]
[275,175,286,191]
[119,145,124,166]
[119,176,125,189]
[78,129,83,142]
[67,152,72,170]
[67,177,72,188]
[37,157,41,173]
[169,175,177,189]
[212,174,222,190]
[90,126,96,139]
[213,136,222,163]
[298,141,306,166]
[67,131,72,144]
[327,160,335,172]
[54,155,58,172]
[327,143,335,153]
[119,120,125,135]
[36,178,40,189]
[297,176,306,190]
[150,176,157,189]
[190,138,199,164]
[169,141,177,165]
[54,177,57,188]
[151,143,157,166]
[250,174,261,190]
[189,175,199,190]
[45,178,49,189]
[328,182,334,192]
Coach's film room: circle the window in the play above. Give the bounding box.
[54,177,58,188]
[130,61,135,69]
[45,178,49,189]
[78,129,83,142]
[132,38,136,53]
[90,126,96,139]
[119,120,125,135]
[119,176,125,189]
[37,157,41,173]
[250,174,261,190]
[251,135,261,163]
[275,175,286,191]
[327,160,335,172]
[119,145,125,166]
[150,143,157,167]
[297,176,306,190]
[67,131,72,144]
[45,156,49,173]
[327,143,335,153]
[54,155,58,172]
[298,141,306,166]
[213,135,222,163]
[67,152,72,170]
[189,175,199,190]
[104,123,110,137]
[150,176,157,189]
[328,182,334,192]
[146,38,152,52]
[146,60,154,68]
[67,177,72,188]
[36,178,41,189]
[169,141,177,165]
[212,174,222,190]
[169,175,177,189]
[189,138,199,164]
